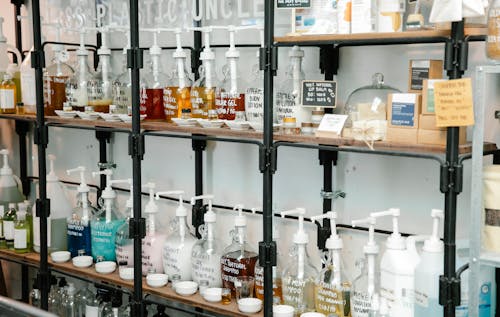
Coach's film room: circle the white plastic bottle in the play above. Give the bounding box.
[414,209,444,317]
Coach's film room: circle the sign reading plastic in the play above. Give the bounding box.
[277,0,311,8]
[434,78,474,127]
[301,80,337,107]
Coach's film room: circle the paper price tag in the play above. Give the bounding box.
[434,78,475,127]
[277,0,311,8]
[317,114,348,136]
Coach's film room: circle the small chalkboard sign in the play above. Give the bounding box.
[301,80,337,108]
[277,0,311,8]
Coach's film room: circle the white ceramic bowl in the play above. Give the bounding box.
[225,120,251,130]
[300,312,326,317]
[238,298,262,314]
[72,255,93,268]
[174,281,198,296]
[202,288,222,302]
[98,113,121,122]
[197,119,225,129]
[95,261,116,274]
[119,267,135,281]
[171,118,198,127]
[146,274,168,288]
[54,110,77,118]
[50,251,71,263]
[117,114,146,122]
[78,112,100,121]
[273,305,295,317]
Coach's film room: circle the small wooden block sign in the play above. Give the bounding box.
[277,0,311,8]
[434,78,475,127]
[301,80,337,108]
[316,114,348,137]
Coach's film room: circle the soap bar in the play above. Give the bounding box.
[408,60,443,93]
[387,93,421,129]
[421,79,446,115]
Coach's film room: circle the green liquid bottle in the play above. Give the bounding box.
[4,203,17,249]
[0,205,5,249]
[14,209,30,253]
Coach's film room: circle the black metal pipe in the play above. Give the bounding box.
[15,121,30,196]
[12,0,24,63]
[95,131,112,198]
[193,0,202,80]
[41,41,98,50]
[110,46,194,52]
[142,131,264,148]
[192,138,206,239]
[21,264,28,302]
[30,0,49,310]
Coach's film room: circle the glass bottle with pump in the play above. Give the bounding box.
[102,291,127,317]
[61,283,77,317]
[0,149,25,210]
[66,167,97,257]
[311,211,351,317]
[280,208,318,316]
[0,73,17,114]
[245,50,265,128]
[140,184,168,275]
[75,284,99,317]
[44,43,74,115]
[190,194,223,287]
[158,189,196,278]
[4,203,17,249]
[163,28,192,122]
[66,31,94,113]
[47,276,59,314]
[351,216,380,317]
[275,46,308,125]
[88,28,113,113]
[14,204,30,253]
[112,32,131,115]
[6,63,21,106]
[215,26,248,121]
[115,179,134,268]
[90,170,126,261]
[221,204,259,295]
[189,27,220,120]
[140,30,169,121]
[0,16,22,89]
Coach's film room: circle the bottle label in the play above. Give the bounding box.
[275,92,296,123]
[140,88,165,120]
[90,219,124,261]
[142,234,167,275]
[245,88,264,122]
[414,289,429,307]
[160,238,194,278]
[0,89,15,109]
[282,276,315,314]
[112,83,130,112]
[380,269,414,316]
[351,291,370,317]
[4,221,14,240]
[85,305,99,317]
[314,281,350,316]
[87,81,104,101]
[21,72,36,106]
[215,92,245,120]
[163,87,178,119]
[66,83,87,108]
[192,252,222,287]
[14,228,27,249]
[67,219,91,257]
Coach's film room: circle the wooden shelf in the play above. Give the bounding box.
[0,250,261,317]
[274,27,487,45]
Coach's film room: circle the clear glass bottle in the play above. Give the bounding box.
[54,277,68,316]
[44,46,74,116]
[29,277,41,308]
[66,45,94,113]
[112,54,131,115]
[115,188,134,268]
[61,283,77,317]
[14,208,30,253]
[216,65,246,121]
[487,1,500,61]
[47,276,60,314]
[140,44,169,121]
[191,196,223,287]
[102,291,125,317]
[4,203,16,249]
[159,191,194,278]
[88,39,113,113]
[0,73,17,114]
[98,292,112,316]
[75,284,99,317]
[245,51,267,127]
[220,206,258,296]
[191,65,220,120]
[275,46,307,125]
[23,200,33,249]
[254,228,283,304]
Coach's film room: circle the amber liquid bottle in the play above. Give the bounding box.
[0,74,17,114]
[44,55,73,116]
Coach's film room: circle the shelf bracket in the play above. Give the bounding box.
[128,134,144,160]
[258,241,277,267]
[30,50,45,69]
[440,161,463,194]
[192,204,207,239]
[127,48,143,70]
[320,45,339,79]
[34,124,48,148]
[35,197,50,218]
[129,217,146,239]
[439,274,461,308]
[260,46,278,75]
[259,146,277,174]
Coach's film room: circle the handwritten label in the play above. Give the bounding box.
[434,78,474,127]
[301,80,337,107]
[277,0,311,8]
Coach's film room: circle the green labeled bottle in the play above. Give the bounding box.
[4,203,17,249]
[14,208,30,253]
[0,205,5,249]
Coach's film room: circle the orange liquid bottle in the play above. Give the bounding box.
[0,74,17,114]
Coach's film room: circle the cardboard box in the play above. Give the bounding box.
[417,128,467,146]
[386,127,418,144]
[419,114,444,131]
[408,60,443,93]
[387,93,421,129]
[421,79,447,115]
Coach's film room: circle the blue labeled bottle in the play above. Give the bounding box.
[90,169,125,262]
[66,166,96,258]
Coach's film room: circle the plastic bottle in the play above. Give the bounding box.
[163,28,192,122]
[311,211,351,317]
[158,189,195,278]
[61,283,77,317]
[281,208,318,315]
[414,209,444,317]
[20,47,36,114]
[4,203,17,249]
[0,149,25,210]
[189,27,220,120]
[14,205,30,253]
[0,73,17,114]
[66,30,93,112]
[140,184,168,275]
[115,179,134,268]
[351,215,380,317]
[221,204,259,295]
[374,208,416,317]
[190,194,223,287]
[66,166,97,257]
[29,277,41,308]
[90,169,126,261]
[88,27,113,113]
[33,155,71,253]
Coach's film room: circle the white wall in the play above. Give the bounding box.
[1,1,499,297]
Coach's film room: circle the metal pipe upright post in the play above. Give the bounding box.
[30,0,50,310]
[259,1,277,316]
[128,0,145,315]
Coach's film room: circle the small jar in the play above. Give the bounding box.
[63,102,72,112]
[16,102,25,115]
[301,122,313,135]
[311,110,324,124]
[311,123,320,134]
[281,117,300,135]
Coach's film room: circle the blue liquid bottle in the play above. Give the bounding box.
[90,169,126,262]
[66,167,96,258]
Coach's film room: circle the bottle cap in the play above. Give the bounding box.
[352,215,380,255]
[423,209,444,253]
[155,190,186,217]
[8,203,16,209]
[289,45,304,58]
[281,208,308,244]
[234,204,246,227]
[3,73,12,81]
[144,183,158,214]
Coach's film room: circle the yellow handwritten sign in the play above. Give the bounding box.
[433,78,474,127]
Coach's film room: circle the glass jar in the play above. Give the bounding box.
[487,1,500,61]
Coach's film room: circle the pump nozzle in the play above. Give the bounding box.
[281,208,308,245]
[191,194,215,223]
[310,211,342,250]
[46,154,59,182]
[352,216,379,254]
[0,149,12,175]
[155,190,186,217]
[233,204,246,228]
[67,166,90,193]
[371,208,404,250]
[142,182,158,214]
[92,169,115,199]
[423,209,444,253]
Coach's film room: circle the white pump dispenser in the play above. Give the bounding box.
[190,194,223,287]
[0,149,24,209]
[0,17,22,74]
[280,208,318,315]
[157,189,195,278]
[371,208,415,317]
[111,27,131,114]
[87,26,113,113]
[414,209,444,317]
[66,29,93,112]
